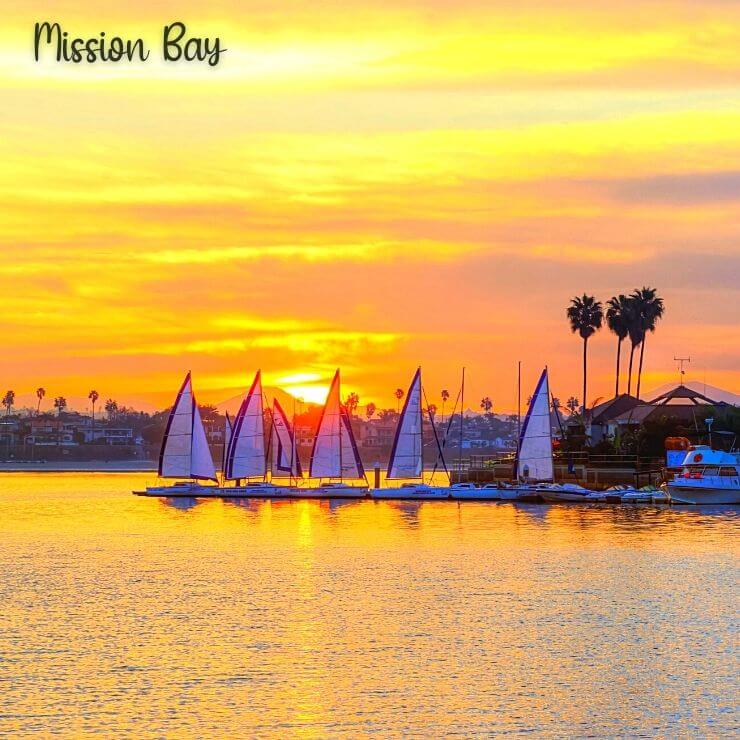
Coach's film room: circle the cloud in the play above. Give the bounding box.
[606,171,740,204]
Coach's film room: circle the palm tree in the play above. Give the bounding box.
[626,297,643,396]
[566,294,603,415]
[344,392,359,417]
[605,294,632,397]
[105,399,118,420]
[2,390,15,416]
[36,387,46,415]
[54,396,67,416]
[365,402,376,420]
[566,396,580,415]
[480,397,493,415]
[88,390,99,441]
[394,388,404,413]
[631,286,665,400]
[441,389,450,421]
[427,403,437,419]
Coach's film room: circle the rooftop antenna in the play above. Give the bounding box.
[674,356,691,386]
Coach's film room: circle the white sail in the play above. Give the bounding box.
[191,402,218,481]
[387,368,423,479]
[271,399,301,478]
[158,372,217,481]
[309,370,364,479]
[225,371,266,480]
[516,368,553,482]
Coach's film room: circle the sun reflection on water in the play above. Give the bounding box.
[0,473,737,736]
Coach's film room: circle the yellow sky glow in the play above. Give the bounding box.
[0,1,738,411]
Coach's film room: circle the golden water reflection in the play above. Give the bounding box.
[0,473,737,736]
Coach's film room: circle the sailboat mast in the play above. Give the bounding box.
[419,367,424,485]
[516,361,521,483]
[291,395,296,487]
[337,371,343,483]
[458,367,465,481]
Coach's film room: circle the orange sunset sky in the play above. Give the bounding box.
[0,1,738,411]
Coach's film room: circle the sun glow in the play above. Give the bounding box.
[0,0,738,408]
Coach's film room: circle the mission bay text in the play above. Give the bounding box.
[33,22,225,66]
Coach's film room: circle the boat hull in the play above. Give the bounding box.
[540,492,599,503]
[371,486,450,500]
[300,485,369,499]
[136,483,219,497]
[451,487,522,501]
[667,484,740,505]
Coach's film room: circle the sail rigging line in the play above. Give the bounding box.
[458,367,465,478]
[421,384,450,483]
[220,411,232,486]
[429,378,463,480]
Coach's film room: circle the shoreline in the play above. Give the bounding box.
[0,461,157,473]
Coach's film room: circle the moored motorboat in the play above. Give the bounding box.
[667,445,740,504]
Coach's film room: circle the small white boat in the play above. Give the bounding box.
[223,481,296,498]
[300,482,369,499]
[619,489,654,504]
[139,480,217,497]
[450,482,516,500]
[371,483,450,500]
[538,483,600,503]
[667,446,740,504]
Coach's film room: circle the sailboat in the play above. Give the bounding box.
[223,370,293,497]
[512,367,592,502]
[305,369,368,498]
[372,367,450,500]
[141,372,218,496]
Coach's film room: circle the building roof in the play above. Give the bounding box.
[590,394,641,424]
[611,404,656,425]
[647,384,727,407]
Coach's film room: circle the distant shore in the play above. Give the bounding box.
[0,460,157,472]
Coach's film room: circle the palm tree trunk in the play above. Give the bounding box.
[615,337,622,397]
[636,335,646,400]
[627,343,636,395]
[582,337,588,416]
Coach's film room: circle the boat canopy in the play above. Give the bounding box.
[387,367,423,479]
[158,372,218,481]
[309,370,364,479]
[515,368,554,482]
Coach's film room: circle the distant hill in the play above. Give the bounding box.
[644,381,739,406]
[216,386,318,416]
